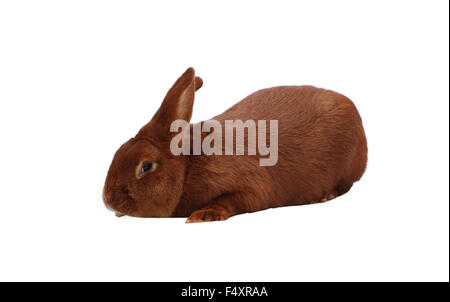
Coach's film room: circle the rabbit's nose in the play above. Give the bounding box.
[102,193,110,207]
[102,192,114,211]
[103,195,125,217]
[104,201,114,212]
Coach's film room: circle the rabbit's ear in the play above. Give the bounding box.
[138,67,200,139]
[158,67,196,123]
[194,76,203,92]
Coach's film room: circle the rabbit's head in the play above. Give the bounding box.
[102,68,202,217]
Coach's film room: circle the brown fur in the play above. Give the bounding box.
[103,67,367,222]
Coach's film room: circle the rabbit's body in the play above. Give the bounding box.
[173,86,367,221]
[103,68,367,222]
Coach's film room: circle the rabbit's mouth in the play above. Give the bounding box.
[103,185,137,217]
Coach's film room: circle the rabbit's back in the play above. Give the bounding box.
[214,85,367,204]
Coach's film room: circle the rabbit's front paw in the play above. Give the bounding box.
[186,207,230,223]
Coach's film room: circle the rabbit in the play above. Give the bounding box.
[103,67,367,222]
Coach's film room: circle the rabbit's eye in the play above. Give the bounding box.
[141,162,153,173]
[137,161,157,177]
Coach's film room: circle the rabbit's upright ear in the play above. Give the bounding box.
[138,67,202,139]
[157,67,196,124]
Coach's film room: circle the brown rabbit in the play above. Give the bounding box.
[103,67,367,222]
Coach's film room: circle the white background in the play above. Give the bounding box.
[0,1,448,281]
